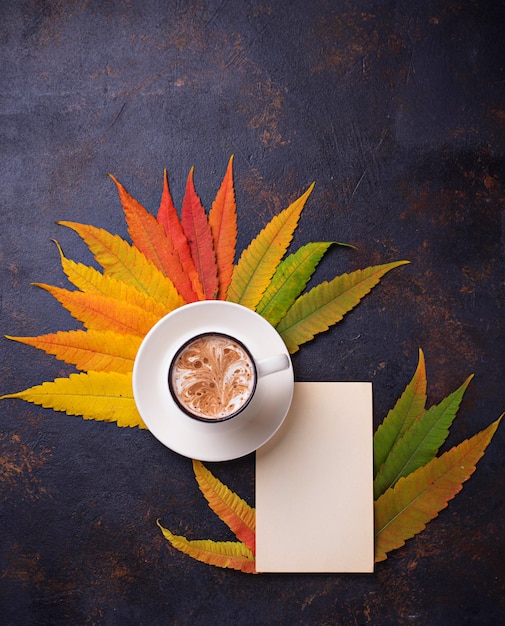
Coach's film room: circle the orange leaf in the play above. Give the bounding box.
[157,521,256,573]
[192,460,256,554]
[58,221,185,307]
[374,416,503,562]
[6,329,141,374]
[54,242,176,320]
[157,170,204,300]
[109,175,200,304]
[35,284,162,337]
[208,156,237,299]
[227,183,315,310]
[181,168,219,299]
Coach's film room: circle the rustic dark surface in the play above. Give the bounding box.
[1,1,504,624]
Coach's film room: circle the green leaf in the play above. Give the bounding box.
[374,375,474,499]
[227,184,315,310]
[255,242,333,326]
[276,260,409,354]
[374,349,427,477]
[375,416,502,562]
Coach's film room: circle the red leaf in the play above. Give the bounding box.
[181,168,219,299]
[208,156,237,300]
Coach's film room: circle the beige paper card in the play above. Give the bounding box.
[256,382,374,573]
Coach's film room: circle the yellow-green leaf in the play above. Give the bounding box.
[374,375,473,499]
[374,349,427,477]
[255,242,333,326]
[227,183,315,310]
[35,284,162,337]
[157,521,256,573]
[1,371,145,428]
[276,260,410,354]
[58,221,185,306]
[193,460,255,553]
[374,416,502,562]
[6,329,141,374]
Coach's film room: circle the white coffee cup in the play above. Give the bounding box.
[132,300,294,461]
[168,331,290,422]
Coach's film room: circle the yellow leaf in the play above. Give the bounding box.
[374,416,502,562]
[1,371,146,428]
[58,221,185,306]
[157,521,256,573]
[226,183,315,309]
[193,460,256,553]
[54,241,178,319]
[276,261,410,353]
[35,284,163,337]
[6,329,141,374]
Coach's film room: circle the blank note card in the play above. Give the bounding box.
[256,382,374,573]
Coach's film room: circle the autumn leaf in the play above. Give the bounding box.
[374,416,502,562]
[1,371,145,428]
[276,260,410,354]
[58,221,185,306]
[6,329,140,374]
[374,375,473,499]
[34,284,163,337]
[193,460,255,553]
[255,242,334,327]
[157,521,256,573]
[373,349,427,477]
[156,170,204,301]
[109,175,199,304]
[55,244,175,321]
[208,156,237,300]
[227,183,315,310]
[181,168,219,299]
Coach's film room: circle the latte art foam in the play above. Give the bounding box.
[170,334,255,419]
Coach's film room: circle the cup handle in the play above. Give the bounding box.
[256,353,290,378]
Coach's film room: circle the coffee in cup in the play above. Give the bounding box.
[168,331,289,422]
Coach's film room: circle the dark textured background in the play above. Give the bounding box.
[1,1,504,624]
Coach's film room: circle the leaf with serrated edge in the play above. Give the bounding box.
[208,156,237,300]
[109,175,198,303]
[276,261,409,354]
[181,168,219,299]
[58,221,184,306]
[193,460,255,553]
[374,416,502,562]
[374,375,473,499]
[227,184,315,310]
[374,349,427,477]
[157,521,256,573]
[54,242,175,319]
[1,371,146,428]
[6,329,141,374]
[34,284,162,337]
[256,242,333,326]
[157,170,204,300]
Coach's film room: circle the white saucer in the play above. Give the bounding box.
[132,301,294,462]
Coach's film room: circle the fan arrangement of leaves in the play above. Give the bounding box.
[158,350,501,572]
[1,156,406,424]
[1,156,500,572]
